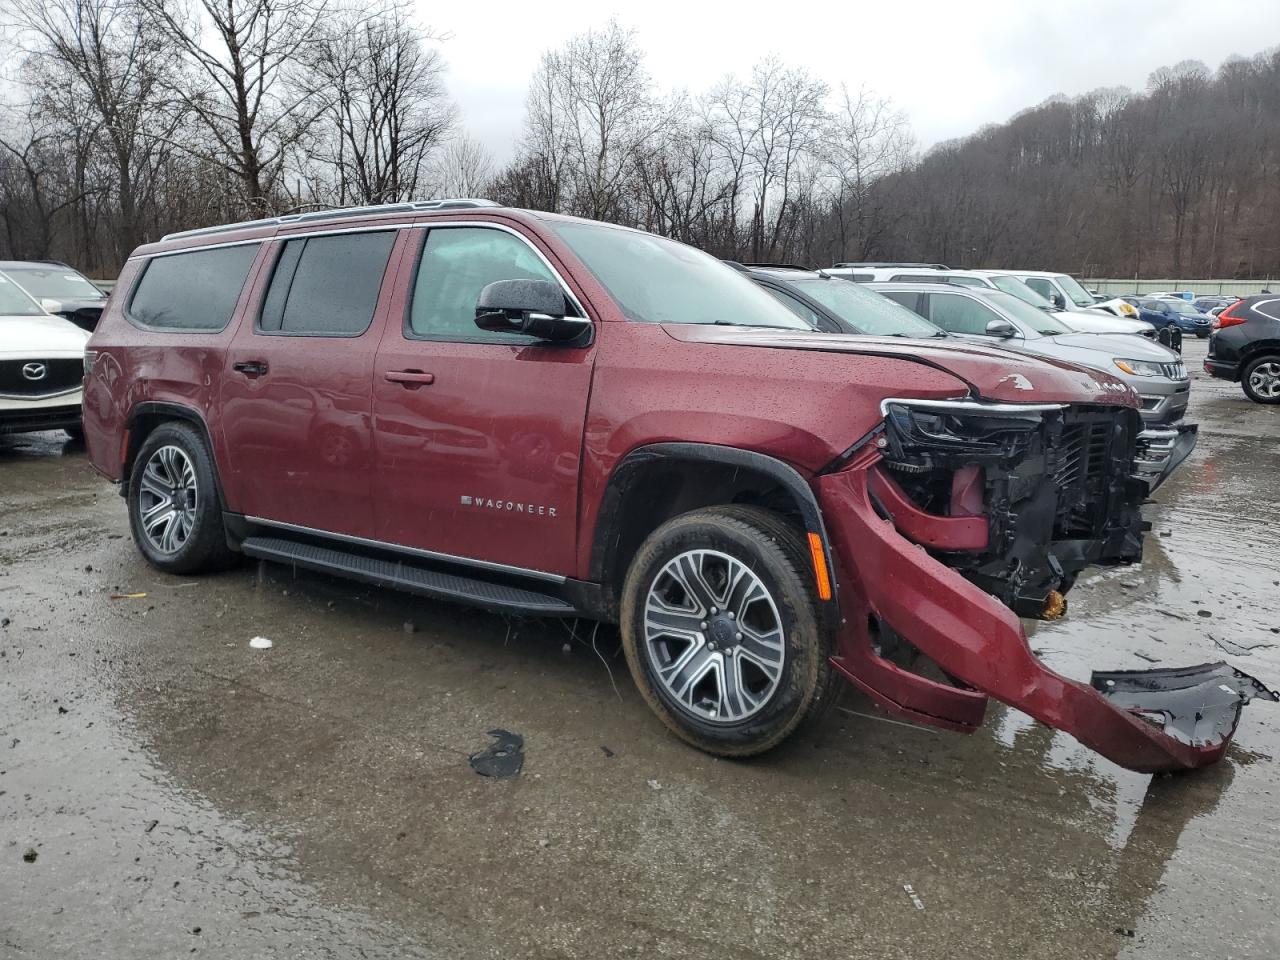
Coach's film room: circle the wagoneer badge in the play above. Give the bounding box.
[461,495,556,518]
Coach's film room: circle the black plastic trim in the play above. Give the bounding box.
[242,535,578,615]
[590,442,839,612]
[124,402,228,508]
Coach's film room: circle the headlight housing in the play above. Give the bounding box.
[1113,358,1165,377]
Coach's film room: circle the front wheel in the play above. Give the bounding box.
[619,505,837,757]
[1242,355,1280,404]
[127,422,237,574]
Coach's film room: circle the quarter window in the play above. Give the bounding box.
[764,287,823,329]
[259,231,396,336]
[408,227,562,343]
[927,293,1002,335]
[129,244,260,331]
[1023,277,1056,300]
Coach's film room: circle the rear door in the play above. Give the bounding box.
[370,223,595,577]
[221,227,406,538]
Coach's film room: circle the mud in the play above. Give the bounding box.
[2,337,1278,958]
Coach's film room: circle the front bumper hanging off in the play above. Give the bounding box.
[816,430,1276,773]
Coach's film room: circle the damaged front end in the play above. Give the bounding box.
[817,399,1277,773]
[875,399,1147,618]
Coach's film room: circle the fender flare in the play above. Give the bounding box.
[123,401,229,510]
[589,441,839,613]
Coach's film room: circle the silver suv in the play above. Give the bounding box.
[868,282,1196,488]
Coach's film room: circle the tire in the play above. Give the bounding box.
[64,423,84,441]
[127,421,236,574]
[1241,354,1280,405]
[619,505,838,757]
[1196,332,1209,340]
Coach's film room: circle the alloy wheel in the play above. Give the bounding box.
[642,549,785,723]
[1248,361,1280,400]
[137,445,198,554]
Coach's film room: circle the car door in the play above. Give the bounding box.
[370,223,595,577]
[922,291,1015,344]
[1023,277,1065,310]
[221,227,406,539]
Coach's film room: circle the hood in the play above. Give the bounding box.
[0,313,92,356]
[1044,331,1179,360]
[662,325,1138,406]
[1053,312,1149,335]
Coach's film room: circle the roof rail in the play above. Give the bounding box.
[160,198,502,243]
[740,262,813,271]
[833,262,951,270]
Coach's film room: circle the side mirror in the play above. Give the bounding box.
[1050,292,1066,309]
[474,279,585,342]
[985,319,1017,338]
[40,297,61,314]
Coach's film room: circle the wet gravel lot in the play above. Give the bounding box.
[3,337,1279,959]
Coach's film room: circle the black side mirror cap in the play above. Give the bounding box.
[474,279,586,342]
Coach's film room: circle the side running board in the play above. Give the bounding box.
[240,536,577,616]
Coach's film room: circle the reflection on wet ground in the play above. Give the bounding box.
[2,340,1278,958]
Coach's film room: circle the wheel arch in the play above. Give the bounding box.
[123,402,228,510]
[589,442,838,620]
[1239,339,1280,367]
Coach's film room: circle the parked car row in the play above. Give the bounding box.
[4,201,1275,779]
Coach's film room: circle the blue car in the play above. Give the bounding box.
[1120,297,1214,339]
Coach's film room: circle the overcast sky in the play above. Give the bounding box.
[426,0,1280,164]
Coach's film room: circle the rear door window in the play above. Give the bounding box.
[926,293,1003,334]
[259,231,396,336]
[129,244,260,331]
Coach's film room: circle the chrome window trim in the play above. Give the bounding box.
[243,516,567,584]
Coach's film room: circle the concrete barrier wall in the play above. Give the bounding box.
[1083,278,1276,297]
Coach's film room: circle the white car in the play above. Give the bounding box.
[824,265,1153,337]
[0,274,90,439]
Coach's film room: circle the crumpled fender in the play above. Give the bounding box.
[816,448,1274,773]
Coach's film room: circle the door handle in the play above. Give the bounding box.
[385,369,435,387]
[233,360,269,377]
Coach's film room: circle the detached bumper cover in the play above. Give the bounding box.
[818,450,1277,772]
[1134,422,1197,492]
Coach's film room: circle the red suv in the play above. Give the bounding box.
[83,200,1274,771]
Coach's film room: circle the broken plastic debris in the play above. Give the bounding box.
[647,779,662,791]
[468,729,524,778]
[903,883,925,910]
[248,636,272,650]
[109,593,147,600]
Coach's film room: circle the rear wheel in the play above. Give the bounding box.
[619,505,837,757]
[127,422,236,574]
[1242,355,1280,404]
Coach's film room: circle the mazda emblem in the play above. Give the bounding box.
[22,362,47,381]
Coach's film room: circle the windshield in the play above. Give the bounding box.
[548,222,811,329]
[989,275,1056,310]
[0,274,48,316]
[2,264,105,301]
[1165,300,1199,315]
[787,278,944,337]
[986,291,1073,335]
[1055,273,1096,308]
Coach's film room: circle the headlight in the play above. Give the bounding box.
[1113,358,1164,377]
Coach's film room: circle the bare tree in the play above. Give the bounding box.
[432,133,493,198]
[824,84,912,261]
[140,0,332,214]
[8,0,178,259]
[306,8,454,205]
